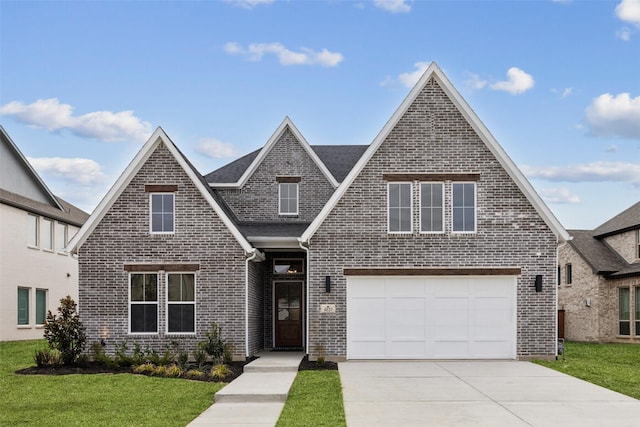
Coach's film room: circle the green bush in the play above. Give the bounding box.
[34,348,63,367]
[133,362,155,375]
[186,369,205,380]
[198,323,226,364]
[132,343,145,365]
[164,364,183,378]
[193,348,208,369]
[210,363,231,380]
[43,296,86,365]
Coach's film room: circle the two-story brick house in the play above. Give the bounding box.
[68,63,569,361]
[558,202,640,343]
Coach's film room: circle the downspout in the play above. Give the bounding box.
[245,249,264,358]
[298,238,310,354]
[556,239,568,357]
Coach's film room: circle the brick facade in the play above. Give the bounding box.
[307,78,558,359]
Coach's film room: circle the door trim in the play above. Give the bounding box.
[272,280,304,349]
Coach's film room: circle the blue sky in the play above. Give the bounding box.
[1,0,639,229]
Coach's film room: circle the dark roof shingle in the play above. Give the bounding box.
[594,201,640,237]
[567,229,628,275]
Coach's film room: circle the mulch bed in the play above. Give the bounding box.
[298,355,338,371]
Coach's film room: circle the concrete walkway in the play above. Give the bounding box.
[188,351,304,426]
[339,360,640,427]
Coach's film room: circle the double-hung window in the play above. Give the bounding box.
[452,183,476,233]
[388,183,412,233]
[619,287,630,336]
[17,287,30,325]
[129,273,158,333]
[27,214,38,247]
[36,289,47,325]
[420,183,444,233]
[150,193,174,233]
[279,183,298,215]
[167,273,195,333]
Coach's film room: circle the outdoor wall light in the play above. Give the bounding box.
[535,275,543,293]
[325,276,331,293]
[100,338,106,347]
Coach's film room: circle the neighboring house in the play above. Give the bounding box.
[0,126,89,341]
[68,63,569,361]
[558,202,640,343]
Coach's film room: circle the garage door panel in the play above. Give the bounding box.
[347,276,516,359]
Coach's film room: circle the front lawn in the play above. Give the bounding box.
[0,340,223,426]
[534,341,640,399]
[277,370,346,427]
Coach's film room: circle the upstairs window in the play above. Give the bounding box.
[274,259,304,274]
[452,183,476,233]
[279,183,299,215]
[129,273,158,333]
[388,183,412,233]
[565,263,572,285]
[55,222,68,253]
[41,218,53,251]
[420,183,444,233]
[27,214,38,247]
[150,193,174,234]
[637,230,640,259]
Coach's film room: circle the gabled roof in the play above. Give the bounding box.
[0,125,64,211]
[301,62,570,243]
[594,201,640,238]
[311,145,369,182]
[206,117,340,188]
[567,230,628,275]
[67,127,257,255]
[0,188,89,227]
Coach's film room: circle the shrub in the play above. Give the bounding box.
[34,348,63,367]
[133,363,155,375]
[90,342,112,365]
[223,343,234,364]
[193,348,208,369]
[198,323,226,364]
[153,365,167,376]
[43,296,86,365]
[210,363,231,380]
[164,364,183,378]
[186,369,205,380]
[132,343,145,366]
[114,341,133,367]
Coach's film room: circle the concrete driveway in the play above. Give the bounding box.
[339,361,640,426]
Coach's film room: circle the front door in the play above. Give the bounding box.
[274,281,303,348]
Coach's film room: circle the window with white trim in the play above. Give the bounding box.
[388,183,412,233]
[41,218,53,250]
[17,287,30,325]
[452,182,476,233]
[36,289,47,325]
[27,214,38,247]
[150,193,174,233]
[420,183,444,233]
[619,287,630,336]
[167,273,195,333]
[279,183,298,215]
[129,273,158,333]
[55,222,68,253]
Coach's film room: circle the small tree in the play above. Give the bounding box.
[198,322,226,364]
[43,296,86,365]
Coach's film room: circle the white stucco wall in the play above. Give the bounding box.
[0,203,80,341]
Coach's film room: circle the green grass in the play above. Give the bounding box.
[277,370,346,427]
[0,340,224,426]
[534,341,640,399]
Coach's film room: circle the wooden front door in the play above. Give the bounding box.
[274,281,303,348]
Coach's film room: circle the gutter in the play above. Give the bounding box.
[245,249,265,358]
[298,238,310,355]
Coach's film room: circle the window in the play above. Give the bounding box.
[388,183,412,233]
[635,287,640,336]
[17,288,30,325]
[129,273,158,333]
[420,183,444,233]
[452,183,476,233]
[279,183,298,215]
[27,214,38,247]
[557,266,562,286]
[274,259,304,274]
[565,264,572,285]
[41,218,53,250]
[637,230,640,259]
[619,287,630,336]
[36,289,47,325]
[167,273,195,333]
[55,222,68,252]
[150,194,174,233]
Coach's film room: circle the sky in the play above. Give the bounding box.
[1,0,639,230]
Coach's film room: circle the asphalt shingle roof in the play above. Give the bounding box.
[567,229,628,274]
[594,201,640,237]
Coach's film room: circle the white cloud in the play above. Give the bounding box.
[538,187,581,205]
[27,157,107,186]
[0,98,151,142]
[374,0,412,13]
[584,93,640,139]
[616,27,633,41]
[224,42,343,67]
[616,0,640,27]
[465,73,488,90]
[490,67,535,95]
[195,138,237,159]
[225,0,274,9]
[381,62,429,88]
[521,162,640,186]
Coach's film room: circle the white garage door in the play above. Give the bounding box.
[346,276,517,359]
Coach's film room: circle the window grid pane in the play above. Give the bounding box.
[421,183,443,232]
[167,273,195,333]
[279,183,298,214]
[130,273,158,333]
[452,183,475,232]
[150,194,174,233]
[389,183,411,232]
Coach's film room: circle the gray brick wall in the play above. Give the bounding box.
[217,127,335,222]
[307,78,558,359]
[78,142,251,359]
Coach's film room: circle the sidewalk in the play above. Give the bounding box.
[188,351,304,426]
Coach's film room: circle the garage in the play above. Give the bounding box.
[346,276,517,359]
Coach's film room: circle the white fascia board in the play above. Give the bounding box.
[302,62,569,243]
[247,236,301,249]
[208,117,339,189]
